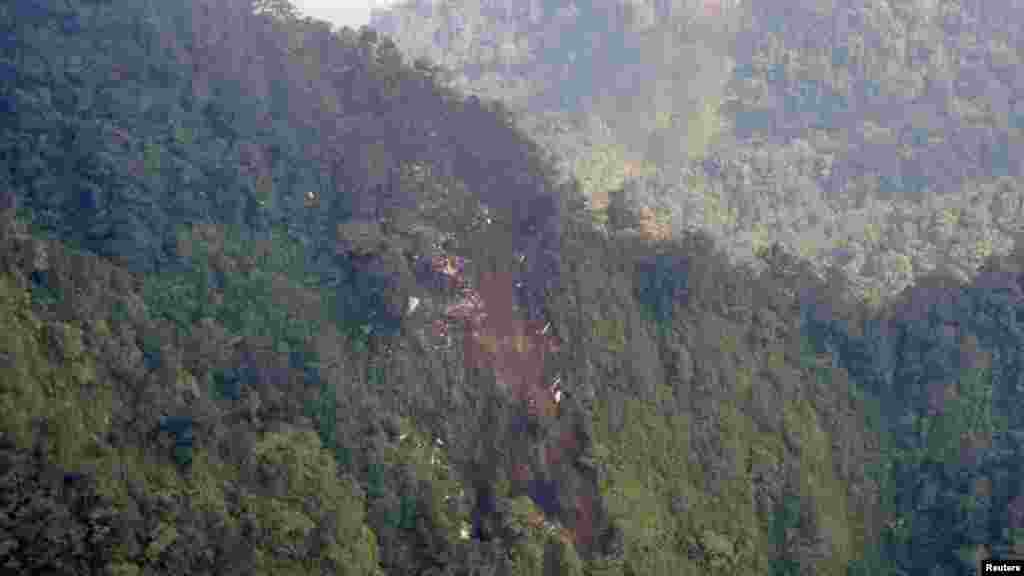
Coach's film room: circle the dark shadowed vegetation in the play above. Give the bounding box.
[1,1,1024,575]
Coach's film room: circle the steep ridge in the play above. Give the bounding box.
[2,1,1024,576]
[373,0,1024,303]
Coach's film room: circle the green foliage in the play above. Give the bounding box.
[244,428,382,576]
[0,273,112,472]
[9,1,1024,575]
[366,461,385,500]
[143,224,322,350]
[395,492,417,531]
[696,529,738,570]
[308,373,343,457]
[172,444,193,468]
[504,497,547,576]
[686,97,725,160]
[367,363,385,389]
[379,418,468,544]
[634,253,689,326]
[0,439,121,574]
[593,315,626,353]
[769,491,801,576]
[572,142,634,207]
[0,230,393,573]
[899,365,998,466]
[501,495,585,576]
[26,270,55,304]
[845,549,883,576]
[140,272,203,327]
[591,386,763,574]
[957,365,998,436]
[211,367,242,401]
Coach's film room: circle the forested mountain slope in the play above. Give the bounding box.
[373,0,1024,304]
[2,1,1024,576]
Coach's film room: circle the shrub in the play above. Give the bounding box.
[634,252,689,325]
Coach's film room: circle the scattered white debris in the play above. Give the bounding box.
[459,522,471,540]
[541,322,551,335]
[398,432,409,441]
[550,376,563,405]
[407,296,421,315]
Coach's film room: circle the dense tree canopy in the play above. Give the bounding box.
[2,1,1024,575]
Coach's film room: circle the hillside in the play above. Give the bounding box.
[373,0,1024,303]
[2,1,1024,576]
